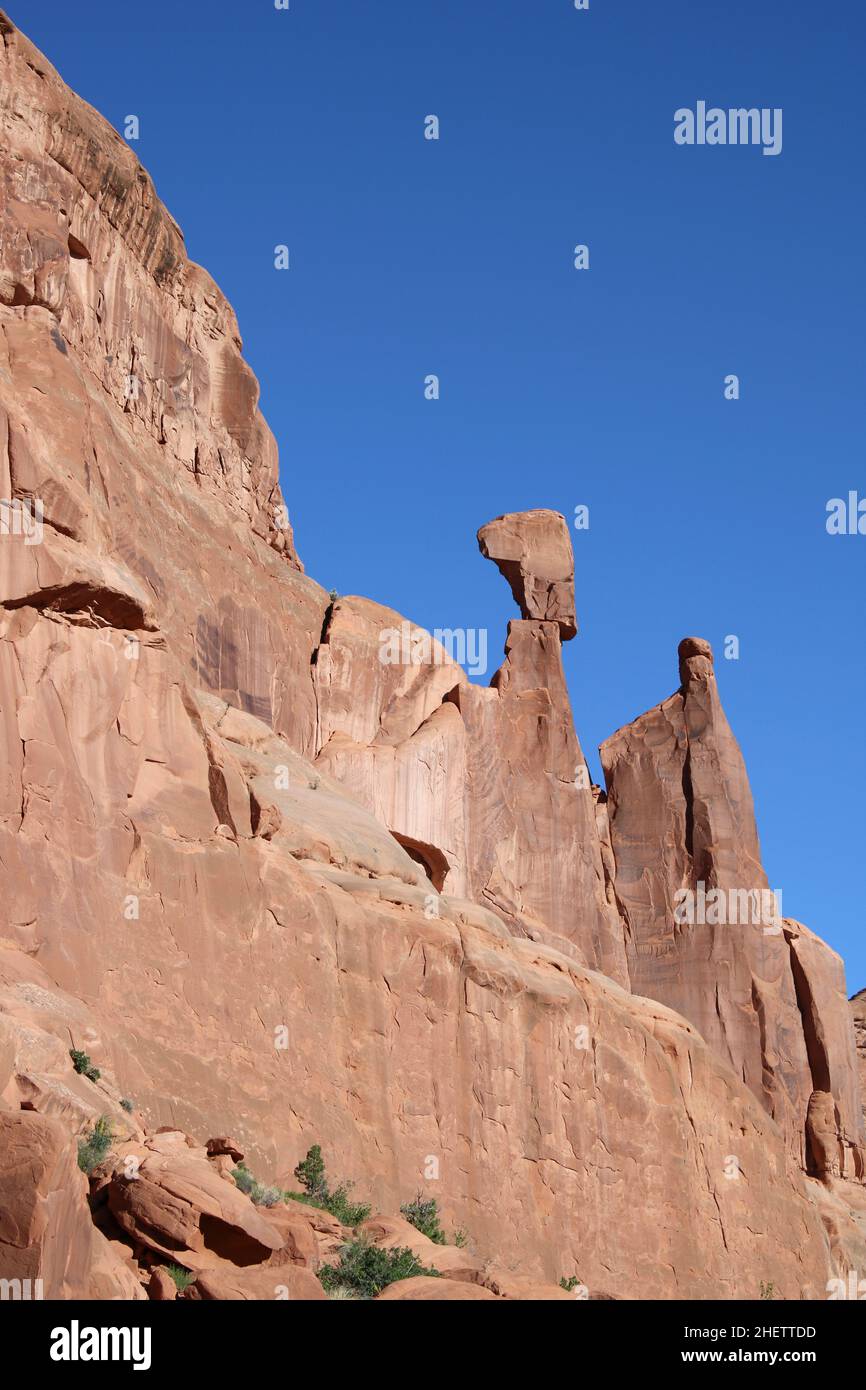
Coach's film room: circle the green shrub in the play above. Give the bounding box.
[77,1116,113,1174]
[318,1239,441,1299]
[257,1185,283,1208]
[453,1227,469,1248]
[293,1143,328,1200]
[120,1098,134,1114]
[165,1264,195,1291]
[289,1145,371,1226]
[232,1164,284,1207]
[70,1049,100,1083]
[232,1162,257,1196]
[400,1194,446,1245]
[760,1281,776,1301]
[560,1275,580,1292]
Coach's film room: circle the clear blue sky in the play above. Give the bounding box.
[17,1,865,990]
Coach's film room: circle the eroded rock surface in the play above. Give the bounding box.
[477,509,577,638]
[0,9,862,1304]
[852,990,866,1127]
[601,639,864,1179]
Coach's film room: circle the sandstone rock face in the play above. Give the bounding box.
[106,1138,284,1272]
[314,544,629,987]
[0,8,862,1304]
[0,12,328,756]
[187,1264,325,1302]
[852,990,866,1127]
[377,1277,499,1301]
[601,639,864,1178]
[477,510,577,639]
[0,1111,143,1299]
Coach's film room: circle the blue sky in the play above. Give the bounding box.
[18,1,865,989]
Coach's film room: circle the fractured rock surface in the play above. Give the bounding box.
[0,8,862,1303]
[601,639,864,1179]
[478,509,577,638]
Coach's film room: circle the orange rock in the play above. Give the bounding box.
[377,1276,499,1301]
[206,1136,245,1162]
[601,639,865,1177]
[260,1207,320,1270]
[0,1111,144,1298]
[358,1215,481,1280]
[477,510,577,639]
[0,7,861,1308]
[187,1264,326,1301]
[106,1143,284,1270]
[851,990,866,1127]
[479,1267,576,1300]
[148,1267,178,1301]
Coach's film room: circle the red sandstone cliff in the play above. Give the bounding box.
[0,11,863,1300]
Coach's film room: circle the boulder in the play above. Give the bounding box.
[187,1264,325,1301]
[0,1110,144,1299]
[106,1142,284,1271]
[478,510,577,638]
[377,1276,498,1301]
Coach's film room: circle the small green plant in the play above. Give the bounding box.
[400,1194,446,1245]
[231,1163,284,1207]
[120,1098,134,1113]
[560,1275,581,1292]
[77,1116,113,1174]
[760,1281,776,1300]
[232,1162,257,1196]
[165,1264,195,1291]
[293,1144,328,1199]
[70,1049,100,1083]
[453,1227,469,1248]
[318,1239,441,1299]
[257,1185,283,1207]
[328,589,340,604]
[288,1144,371,1226]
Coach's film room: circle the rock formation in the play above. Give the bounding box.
[0,9,863,1301]
[600,639,864,1181]
[477,509,577,638]
[852,990,866,1127]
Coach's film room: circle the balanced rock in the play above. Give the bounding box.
[478,510,577,638]
[0,7,863,1306]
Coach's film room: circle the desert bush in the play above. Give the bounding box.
[289,1144,370,1226]
[70,1049,100,1083]
[77,1116,113,1174]
[120,1098,134,1113]
[318,1239,441,1299]
[400,1194,446,1244]
[256,1185,283,1208]
[232,1162,256,1196]
[165,1264,195,1291]
[232,1163,283,1207]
